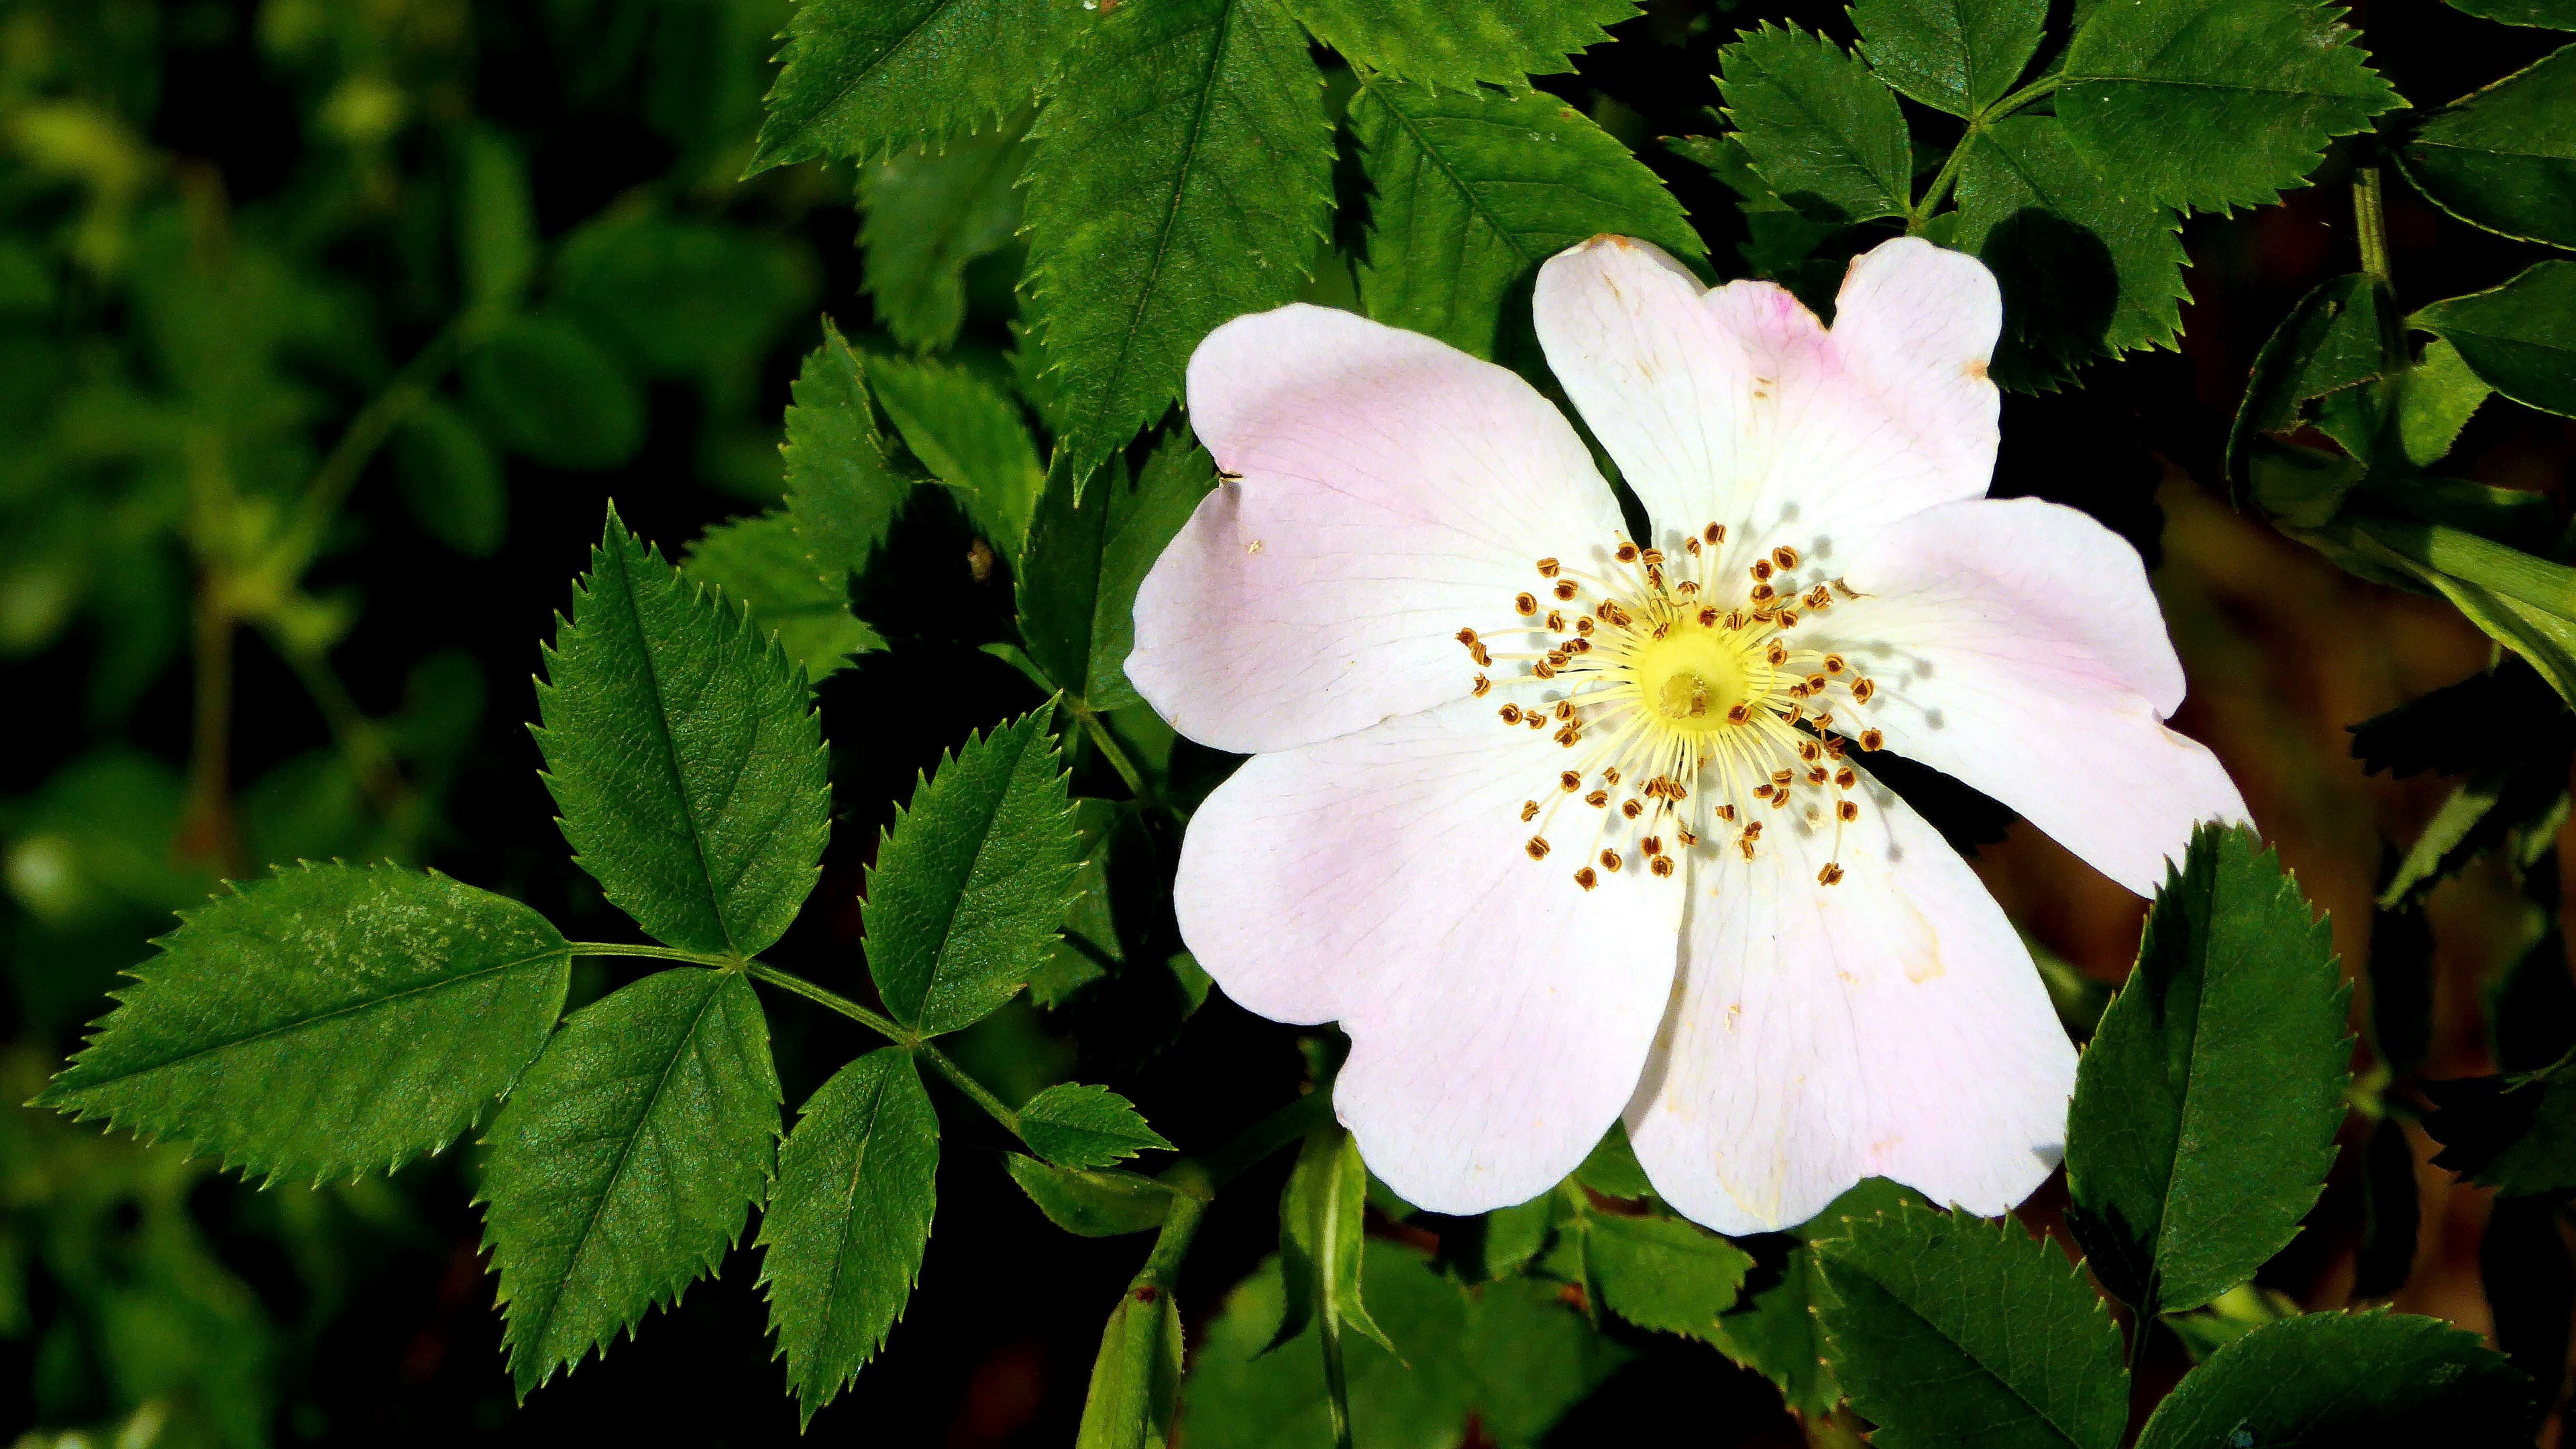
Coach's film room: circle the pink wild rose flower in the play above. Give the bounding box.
[1124,234,2250,1234]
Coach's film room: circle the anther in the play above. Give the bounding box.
[1823,654,1847,675]
[1527,837,1550,859]
[1554,725,1578,747]
[1537,557,1561,578]
[1534,660,1556,679]
[1799,741,1821,763]
[1789,683,1810,700]
[1515,592,1538,615]
[1561,771,1581,792]
[1851,678,1876,703]
[1750,583,1776,602]
[1640,548,1664,566]
[1529,713,1547,731]
[1472,674,1491,697]
[1860,729,1884,751]
[1705,523,1725,544]
[1472,643,1492,666]
[1699,607,1720,627]
[1834,766,1856,789]
[1521,800,1540,822]
[1767,642,1788,666]
[1807,674,1828,694]
[1838,800,1860,822]
[1713,806,1734,823]
[1575,867,1599,891]
[1622,799,1643,820]
[1546,610,1566,632]
[1817,863,1845,885]
[1784,703,1805,725]
[1685,537,1702,556]
[1743,821,1763,838]
[1600,849,1622,872]
[1754,784,1774,800]
[1456,627,1479,647]
[1650,856,1676,877]
[1554,580,1578,600]
[1586,790,1609,808]
[1818,716,1839,736]
[1676,580,1699,596]
[1678,827,1700,845]
[1499,704,1522,724]
[1554,700,1573,720]
[1774,545,1799,570]
[1751,559,1774,582]
[1604,767,1622,785]
[1642,836,1663,856]
[1724,610,1747,631]
[1726,703,1751,724]
[1615,542,1640,563]
[1807,766,1829,785]
[1807,586,1832,610]
[1739,837,1758,861]
[1772,769,1794,786]
[1566,637,1591,653]
[1777,609,1799,627]
[1575,617,1595,635]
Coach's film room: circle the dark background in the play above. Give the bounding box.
[0,1,2567,1444]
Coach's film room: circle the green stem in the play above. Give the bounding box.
[1320,1311,1354,1449]
[262,624,405,809]
[2353,164,2393,290]
[273,313,481,578]
[1980,72,2061,123]
[914,1039,1024,1133]
[1076,706,1154,805]
[570,941,741,969]
[1910,140,1974,232]
[1136,1190,1209,1289]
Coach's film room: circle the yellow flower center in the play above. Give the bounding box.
[1455,524,1888,893]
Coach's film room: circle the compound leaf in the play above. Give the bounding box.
[860,116,1034,352]
[1022,0,1334,477]
[480,968,781,1393]
[863,705,1081,1036]
[2400,45,2576,250]
[38,862,570,1183]
[757,1046,938,1424]
[1020,1081,1173,1169]
[2063,824,2351,1318]
[535,509,832,957]
[751,0,1070,170]
[1350,75,1703,360]
[2132,1310,2532,1449]
[1851,0,2049,117]
[1719,24,1912,224]
[1279,0,1634,91]
[2412,259,2576,418]
[684,510,880,683]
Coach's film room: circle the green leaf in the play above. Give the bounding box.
[1078,1281,1184,1449]
[1584,1212,1753,1344]
[1271,1129,1391,1355]
[751,0,1070,171]
[553,217,813,380]
[2400,44,2576,249]
[2063,823,2351,1318]
[1815,1205,2129,1449]
[863,705,1081,1036]
[782,319,918,582]
[859,116,1033,352]
[1017,432,1218,710]
[755,1046,938,1424]
[2396,338,2494,466]
[1033,797,1124,1007]
[1006,1155,1175,1236]
[535,509,833,957]
[1348,76,1703,360]
[1662,133,1844,286]
[1952,115,2190,384]
[2131,1310,2533,1449]
[480,968,781,1393]
[1278,0,1633,91]
[1183,1244,1627,1449]
[2425,1055,2576,1195]
[1020,0,1334,475]
[457,124,537,307]
[2226,274,2387,488]
[464,315,644,472]
[1709,1179,1929,1419]
[2379,747,2571,909]
[1573,1122,1652,1200]
[2447,0,2576,25]
[1850,0,2048,117]
[2340,509,2576,706]
[394,396,508,558]
[869,355,1045,556]
[1019,1082,1173,1169]
[1717,24,1913,223]
[684,510,880,682]
[37,862,570,1182]
[2057,0,2402,213]
[2412,260,2576,418]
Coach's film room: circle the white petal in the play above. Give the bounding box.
[1532,235,2001,560]
[1625,782,2076,1234]
[1815,496,2250,896]
[1174,697,1682,1213]
[1128,305,1625,755]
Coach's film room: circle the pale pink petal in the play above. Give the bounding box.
[1625,781,2076,1234]
[1174,697,1682,1213]
[1531,235,2001,562]
[1813,496,2249,896]
[1128,305,1626,755]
